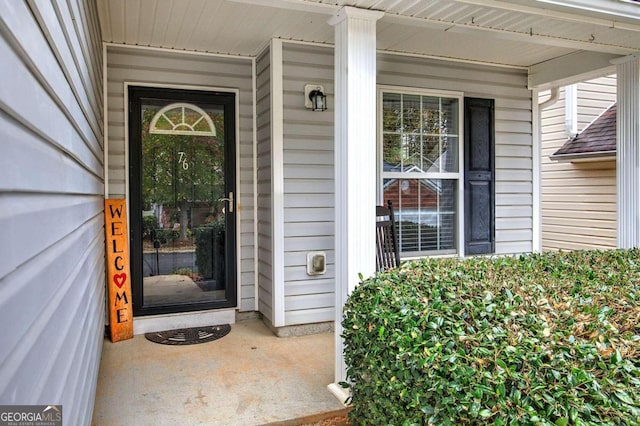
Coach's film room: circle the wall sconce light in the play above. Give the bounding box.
[304,84,327,111]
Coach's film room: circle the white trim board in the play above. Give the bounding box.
[532,88,542,253]
[103,43,109,197]
[281,39,528,71]
[269,38,285,327]
[252,56,260,312]
[103,42,254,61]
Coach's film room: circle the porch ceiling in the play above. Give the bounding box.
[97,0,640,68]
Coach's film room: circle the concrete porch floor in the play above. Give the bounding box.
[91,319,345,425]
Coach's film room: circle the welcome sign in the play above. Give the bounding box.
[104,199,133,342]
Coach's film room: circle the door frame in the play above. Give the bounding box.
[126,83,240,316]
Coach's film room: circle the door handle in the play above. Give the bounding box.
[218,192,234,213]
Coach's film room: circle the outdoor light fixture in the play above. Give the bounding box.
[304,84,327,111]
[309,88,327,111]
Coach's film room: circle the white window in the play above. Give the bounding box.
[149,102,217,136]
[379,88,464,257]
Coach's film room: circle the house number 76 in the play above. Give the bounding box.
[177,151,189,170]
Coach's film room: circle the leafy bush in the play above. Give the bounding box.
[142,215,158,240]
[342,249,640,425]
[154,229,180,244]
[194,220,225,282]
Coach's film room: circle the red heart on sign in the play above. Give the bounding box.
[114,273,127,288]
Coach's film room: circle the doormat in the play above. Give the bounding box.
[145,324,231,345]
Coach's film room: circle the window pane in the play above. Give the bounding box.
[383,93,402,133]
[403,94,421,133]
[441,98,459,135]
[383,178,457,253]
[383,133,402,168]
[441,136,459,172]
[423,136,440,173]
[164,108,182,124]
[402,134,422,171]
[419,136,458,173]
[422,96,441,135]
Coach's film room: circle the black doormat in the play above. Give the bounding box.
[145,324,231,345]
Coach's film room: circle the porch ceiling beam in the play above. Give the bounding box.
[525,0,640,23]
[382,13,637,56]
[226,0,339,15]
[230,0,638,55]
[528,50,620,89]
[453,0,640,32]
[229,0,640,28]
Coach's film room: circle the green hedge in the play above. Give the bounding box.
[142,215,157,240]
[194,220,225,283]
[342,250,640,425]
[154,229,180,244]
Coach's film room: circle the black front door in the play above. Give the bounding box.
[129,86,236,316]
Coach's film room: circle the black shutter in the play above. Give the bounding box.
[464,97,495,255]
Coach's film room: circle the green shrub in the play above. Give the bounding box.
[142,215,158,240]
[155,229,180,244]
[342,249,640,425]
[194,220,225,282]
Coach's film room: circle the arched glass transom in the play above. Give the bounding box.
[149,102,216,136]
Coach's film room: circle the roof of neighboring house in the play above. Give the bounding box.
[551,103,616,161]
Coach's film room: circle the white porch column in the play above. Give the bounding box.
[327,6,383,399]
[616,56,640,248]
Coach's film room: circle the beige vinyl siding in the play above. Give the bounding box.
[281,43,335,326]
[256,47,274,323]
[105,46,256,311]
[541,76,617,251]
[577,75,617,129]
[0,1,104,424]
[378,53,534,254]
